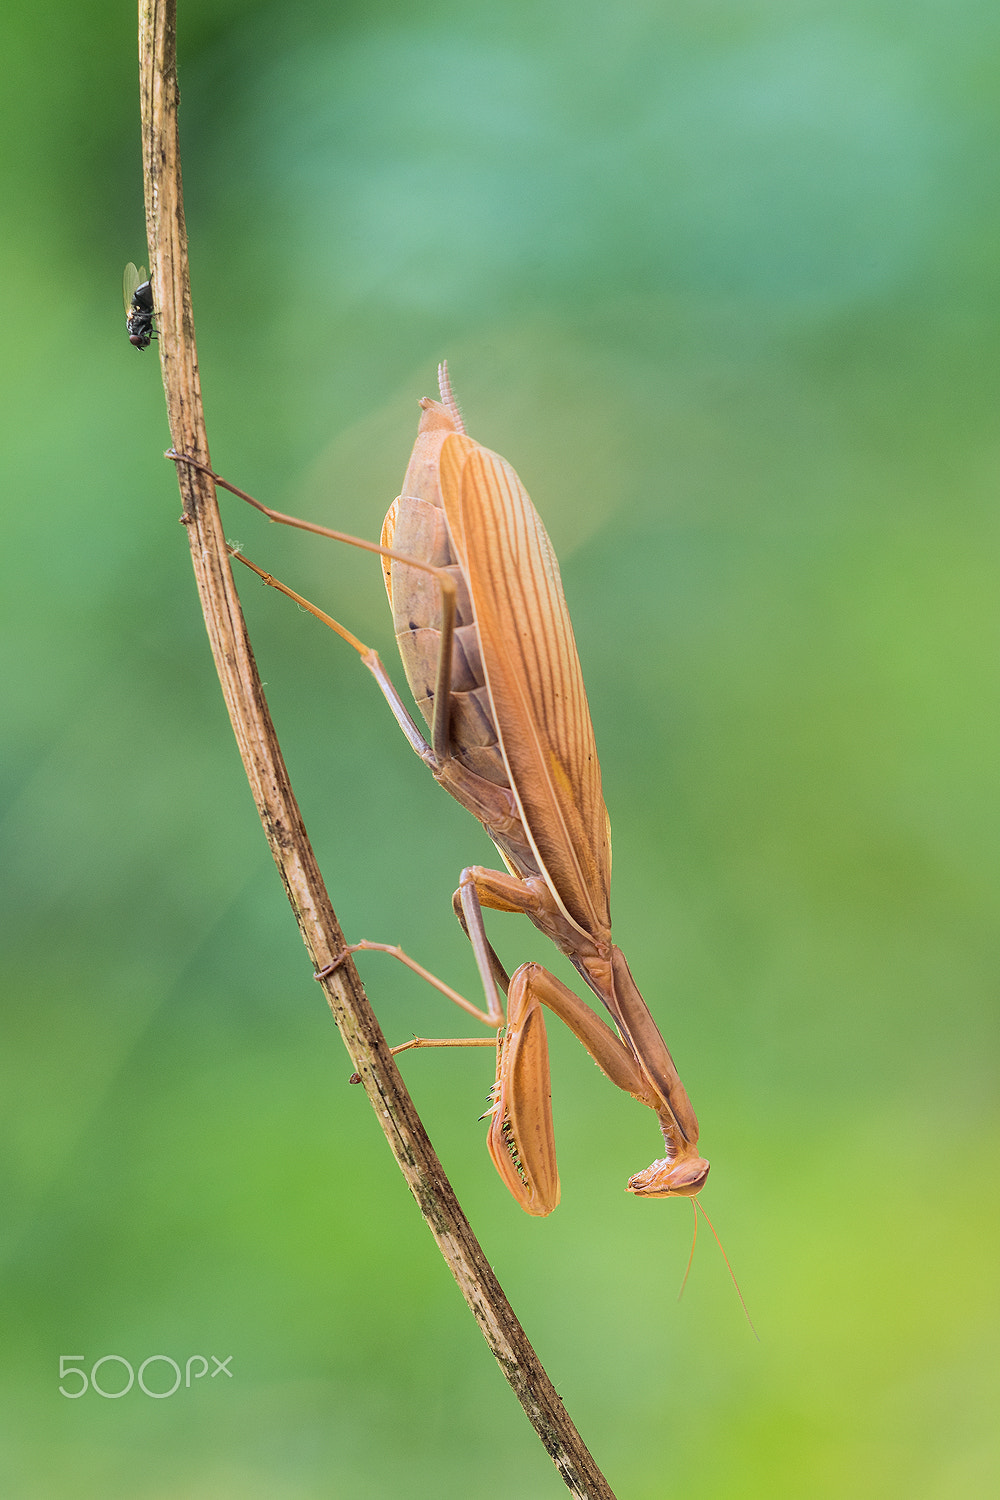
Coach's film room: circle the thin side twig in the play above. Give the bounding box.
[136,4,615,1496]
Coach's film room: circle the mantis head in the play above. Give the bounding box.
[626,1151,711,1199]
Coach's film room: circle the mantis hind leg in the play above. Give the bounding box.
[167,451,461,761]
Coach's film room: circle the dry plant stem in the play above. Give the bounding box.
[136,5,615,1496]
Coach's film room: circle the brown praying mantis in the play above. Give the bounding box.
[173,366,710,1217]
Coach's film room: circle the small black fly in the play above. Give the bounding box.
[123,262,155,350]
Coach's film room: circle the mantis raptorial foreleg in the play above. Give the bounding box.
[480,952,672,1215]
[456,868,660,1104]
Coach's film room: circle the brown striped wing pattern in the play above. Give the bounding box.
[438,433,612,939]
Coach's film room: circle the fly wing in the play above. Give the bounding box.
[438,432,612,938]
[122,262,146,311]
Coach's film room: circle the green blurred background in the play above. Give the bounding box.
[2,2,998,1495]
